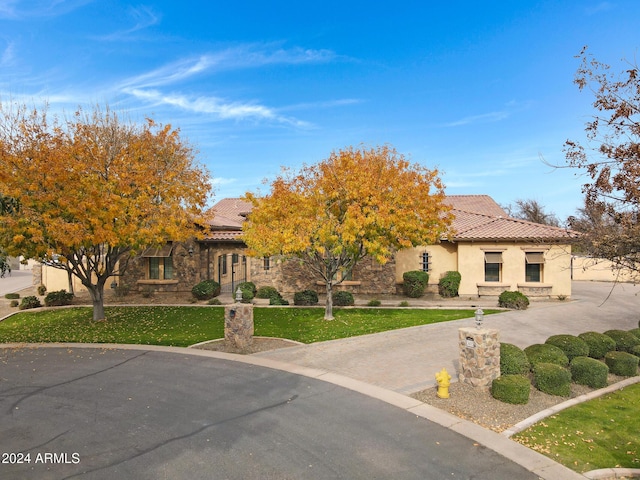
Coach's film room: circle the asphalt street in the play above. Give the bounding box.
[0,346,542,480]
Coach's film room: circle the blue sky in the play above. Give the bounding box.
[1,1,638,222]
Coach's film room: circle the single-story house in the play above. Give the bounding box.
[39,195,578,299]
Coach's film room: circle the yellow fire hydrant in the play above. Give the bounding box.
[435,368,451,399]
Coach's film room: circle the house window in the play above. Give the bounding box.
[221,254,227,275]
[142,244,174,280]
[263,257,270,271]
[484,252,503,282]
[148,256,173,280]
[525,252,544,282]
[421,252,430,272]
[232,253,239,264]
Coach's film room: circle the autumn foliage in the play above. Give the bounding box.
[243,145,452,319]
[0,103,211,320]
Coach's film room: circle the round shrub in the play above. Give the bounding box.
[256,286,279,299]
[605,351,639,376]
[191,280,221,300]
[332,291,354,306]
[491,375,530,405]
[293,290,319,306]
[37,284,47,296]
[237,282,256,303]
[44,290,74,307]
[628,328,640,340]
[604,329,640,353]
[19,296,42,310]
[438,271,461,298]
[578,331,617,359]
[367,299,382,307]
[570,356,609,388]
[524,343,569,369]
[545,334,589,361]
[631,345,640,358]
[9,300,18,307]
[533,362,571,397]
[500,343,530,375]
[402,270,429,298]
[498,291,529,310]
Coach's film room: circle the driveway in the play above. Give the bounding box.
[0,346,546,480]
[256,281,640,394]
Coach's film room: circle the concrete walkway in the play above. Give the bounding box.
[255,281,640,394]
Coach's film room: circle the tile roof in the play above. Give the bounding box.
[203,196,575,243]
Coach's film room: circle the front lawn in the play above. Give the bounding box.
[0,306,499,347]
[513,383,640,473]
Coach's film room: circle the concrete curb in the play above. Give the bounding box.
[503,376,640,437]
[0,342,588,480]
[584,468,640,479]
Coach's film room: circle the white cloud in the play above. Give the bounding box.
[96,5,161,41]
[1,40,15,65]
[443,110,510,127]
[0,0,92,19]
[585,2,614,15]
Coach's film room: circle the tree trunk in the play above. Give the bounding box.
[324,282,334,320]
[87,285,106,321]
[67,269,74,294]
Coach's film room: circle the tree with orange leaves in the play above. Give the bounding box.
[0,103,211,320]
[243,145,452,320]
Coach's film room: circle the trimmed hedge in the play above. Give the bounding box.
[237,282,256,303]
[545,334,589,361]
[524,343,569,369]
[256,286,279,299]
[19,296,41,310]
[4,292,20,299]
[498,291,529,310]
[631,345,640,358]
[604,329,640,353]
[438,271,461,298]
[570,356,609,389]
[191,280,221,300]
[500,343,530,375]
[578,331,617,359]
[294,290,319,306]
[628,328,640,340]
[605,351,639,376]
[44,290,74,307]
[332,291,355,306]
[491,375,530,404]
[533,362,571,397]
[402,271,429,298]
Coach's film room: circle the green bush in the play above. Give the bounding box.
[237,282,256,303]
[604,351,639,377]
[498,291,529,310]
[207,298,222,305]
[578,331,617,359]
[402,270,429,298]
[332,291,355,306]
[4,292,19,299]
[628,328,640,339]
[191,280,221,300]
[293,290,319,306]
[438,271,461,298]
[37,284,47,296]
[44,290,74,307]
[269,293,289,306]
[545,334,589,361]
[367,299,382,307]
[19,296,42,310]
[524,343,569,369]
[500,343,530,375]
[533,362,572,397]
[491,375,530,404]
[256,286,279,299]
[9,300,18,307]
[570,356,609,388]
[631,345,640,358]
[604,329,640,353]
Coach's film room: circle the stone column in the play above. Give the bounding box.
[458,327,500,389]
[224,303,254,351]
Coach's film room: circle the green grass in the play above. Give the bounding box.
[513,383,640,473]
[0,306,500,347]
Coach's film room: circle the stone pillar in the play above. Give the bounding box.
[458,327,500,389]
[224,303,254,351]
